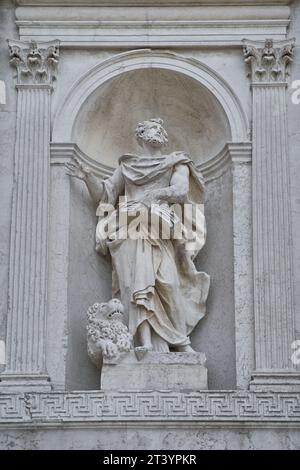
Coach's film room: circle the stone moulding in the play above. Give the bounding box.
[50,142,112,179]
[16,20,290,48]
[0,391,299,425]
[15,3,291,47]
[50,142,252,183]
[14,1,295,5]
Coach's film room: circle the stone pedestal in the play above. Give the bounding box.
[101,351,207,391]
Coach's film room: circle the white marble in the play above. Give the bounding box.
[66,118,210,355]
[87,299,132,366]
[72,68,231,167]
[101,351,207,390]
[0,39,60,392]
[243,39,300,390]
[15,2,291,47]
[1,0,300,451]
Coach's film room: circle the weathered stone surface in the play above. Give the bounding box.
[1,424,300,451]
[101,351,207,390]
[0,38,60,393]
[66,118,210,359]
[243,38,300,390]
[1,390,299,424]
[1,0,300,450]
[87,299,132,367]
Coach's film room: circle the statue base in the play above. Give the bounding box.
[101,351,207,391]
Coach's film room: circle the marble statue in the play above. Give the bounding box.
[86,299,133,367]
[66,118,210,355]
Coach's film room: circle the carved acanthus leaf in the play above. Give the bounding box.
[243,38,295,83]
[7,39,60,85]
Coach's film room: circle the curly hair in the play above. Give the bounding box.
[135,118,168,146]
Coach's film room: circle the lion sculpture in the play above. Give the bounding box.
[87,298,132,367]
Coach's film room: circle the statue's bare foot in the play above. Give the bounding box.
[176,345,195,353]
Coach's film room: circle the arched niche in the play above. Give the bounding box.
[52,49,249,145]
[50,50,250,391]
[71,68,231,167]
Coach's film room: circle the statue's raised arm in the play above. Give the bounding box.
[65,156,125,207]
[65,157,105,204]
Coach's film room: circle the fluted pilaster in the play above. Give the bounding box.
[243,38,300,390]
[0,40,59,392]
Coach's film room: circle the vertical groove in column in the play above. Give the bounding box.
[273,86,283,369]
[7,90,24,373]
[252,86,259,367]
[259,86,264,369]
[28,87,39,373]
[39,89,49,371]
[280,86,295,366]
[269,87,275,368]
[264,86,271,369]
[16,88,30,372]
[278,86,288,367]
[33,87,41,373]
[42,90,51,368]
[277,86,288,368]
[271,87,279,368]
[38,87,45,371]
[253,86,266,370]
[24,88,34,372]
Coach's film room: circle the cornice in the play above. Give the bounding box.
[15,1,294,6]
[15,4,291,47]
[50,143,113,179]
[50,142,252,183]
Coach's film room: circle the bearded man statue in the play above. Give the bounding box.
[66,118,210,354]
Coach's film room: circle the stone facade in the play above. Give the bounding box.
[0,0,300,449]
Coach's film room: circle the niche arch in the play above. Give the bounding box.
[51,49,251,391]
[52,49,249,149]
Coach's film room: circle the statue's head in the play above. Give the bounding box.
[135,118,168,148]
[87,298,125,325]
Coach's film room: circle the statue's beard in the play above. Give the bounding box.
[142,135,165,147]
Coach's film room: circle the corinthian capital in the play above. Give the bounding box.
[242,38,295,84]
[7,39,60,86]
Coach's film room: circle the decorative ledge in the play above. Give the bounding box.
[50,142,252,184]
[15,4,290,47]
[15,1,294,6]
[0,391,300,425]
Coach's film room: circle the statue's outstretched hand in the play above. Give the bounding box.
[65,157,91,180]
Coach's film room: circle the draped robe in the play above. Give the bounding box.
[95,152,210,350]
